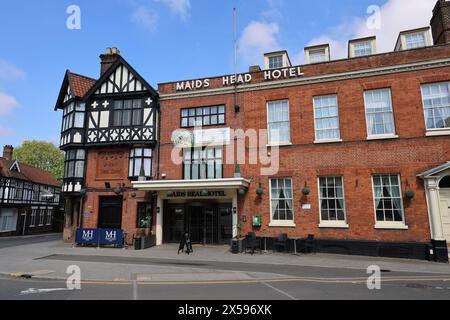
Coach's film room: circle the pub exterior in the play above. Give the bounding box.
[56,0,450,261]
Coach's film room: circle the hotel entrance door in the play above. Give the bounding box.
[164,203,232,245]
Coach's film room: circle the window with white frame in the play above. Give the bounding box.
[129,148,153,178]
[183,147,223,180]
[30,208,37,227]
[405,32,426,49]
[267,100,291,145]
[421,82,450,131]
[268,55,283,69]
[0,209,17,232]
[308,48,327,64]
[318,177,347,225]
[46,208,53,226]
[353,41,373,57]
[62,102,85,132]
[313,95,341,141]
[270,178,294,224]
[38,208,46,226]
[64,149,86,179]
[372,175,406,226]
[364,89,396,137]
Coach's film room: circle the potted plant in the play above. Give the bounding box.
[140,216,152,237]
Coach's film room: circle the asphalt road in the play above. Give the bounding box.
[2,234,450,300]
[0,234,62,249]
[1,275,450,300]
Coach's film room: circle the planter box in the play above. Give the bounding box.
[134,235,157,250]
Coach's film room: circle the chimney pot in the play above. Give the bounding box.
[2,145,13,161]
[100,47,121,76]
[431,0,450,45]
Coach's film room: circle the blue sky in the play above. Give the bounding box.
[0,0,436,147]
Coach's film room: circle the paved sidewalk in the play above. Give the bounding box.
[1,240,450,283]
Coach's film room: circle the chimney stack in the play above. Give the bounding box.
[2,145,13,161]
[431,0,450,45]
[100,47,121,76]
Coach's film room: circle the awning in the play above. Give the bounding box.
[132,178,251,191]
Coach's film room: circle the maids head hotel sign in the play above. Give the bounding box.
[175,66,304,92]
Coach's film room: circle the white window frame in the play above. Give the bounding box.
[371,175,408,230]
[30,207,37,227]
[0,209,18,233]
[364,88,398,140]
[350,39,376,58]
[317,176,349,228]
[305,46,330,64]
[405,32,426,49]
[46,208,53,226]
[421,82,450,136]
[313,95,342,143]
[268,55,283,69]
[269,178,296,228]
[266,100,291,146]
[38,207,46,226]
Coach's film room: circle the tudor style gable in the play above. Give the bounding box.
[83,55,159,146]
[55,70,96,149]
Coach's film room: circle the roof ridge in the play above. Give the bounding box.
[68,71,97,82]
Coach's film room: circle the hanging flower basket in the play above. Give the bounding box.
[238,189,247,196]
[302,187,311,196]
[405,190,415,199]
[256,187,264,196]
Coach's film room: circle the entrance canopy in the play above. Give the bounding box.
[132,178,251,191]
[418,162,450,179]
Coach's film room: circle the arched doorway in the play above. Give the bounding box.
[439,175,450,245]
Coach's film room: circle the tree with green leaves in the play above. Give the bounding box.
[13,140,64,182]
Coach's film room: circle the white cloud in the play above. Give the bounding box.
[304,0,436,61]
[0,93,19,116]
[155,0,191,20]
[0,60,26,80]
[131,6,158,31]
[238,21,281,66]
[0,126,13,137]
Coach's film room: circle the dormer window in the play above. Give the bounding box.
[405,32,426,49]
[395,27,431,51]
[264,51,292,70]
[349,37,376,58]
[305,45,330,64]
[269,55,283,69]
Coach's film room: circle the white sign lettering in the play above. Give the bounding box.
[175,67,303,92]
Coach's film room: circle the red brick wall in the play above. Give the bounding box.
[82,146,156,244]
[158,53,450,244]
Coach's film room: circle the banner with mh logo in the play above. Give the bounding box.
[75,228,124,247]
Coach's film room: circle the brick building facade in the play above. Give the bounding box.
[57,0,450,261]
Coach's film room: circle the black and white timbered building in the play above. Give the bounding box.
[0,145,61,236]
[55,48,160,243]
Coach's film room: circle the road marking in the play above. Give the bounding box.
[20,288,72,295]
[133,280,138,300]
[4,274,450,287]
[260,281,297,300]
